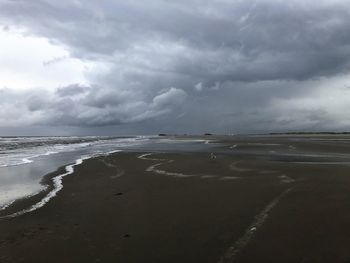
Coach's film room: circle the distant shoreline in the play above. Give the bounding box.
[269,131,350,135]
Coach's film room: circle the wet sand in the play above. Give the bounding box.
[1,136,350,262]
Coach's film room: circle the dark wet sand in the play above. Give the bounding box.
[2,136,350,262]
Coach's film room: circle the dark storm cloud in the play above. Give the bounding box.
[0,84,188,128]
[1,0,350,133]
[3,0,350,81]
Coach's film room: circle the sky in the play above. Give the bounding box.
[1,0,350,135]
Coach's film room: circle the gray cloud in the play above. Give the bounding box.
[1,0,350,134]
[0,85,188,128]
[3,0,350,81]
[56,84,89,97]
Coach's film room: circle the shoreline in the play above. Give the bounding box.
[2,136,350,262]
[0,149,123,219]
[0,165,68,218]
[0,150,288,262]
[2,132,350,219]
[0,158,86,219]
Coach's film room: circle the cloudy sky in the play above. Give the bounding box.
[1,0,350,135]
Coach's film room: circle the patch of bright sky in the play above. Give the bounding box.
[269,73,350,126]
[0,26,93,91]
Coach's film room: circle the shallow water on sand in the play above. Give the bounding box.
[0,136,216,208]
[3,134,350,212]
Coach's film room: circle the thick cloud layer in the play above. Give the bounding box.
[1,0,350,134]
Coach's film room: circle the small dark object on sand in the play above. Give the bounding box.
[114,192,123,196]
[123,234,130,238]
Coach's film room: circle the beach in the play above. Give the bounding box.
[1,135,350,262]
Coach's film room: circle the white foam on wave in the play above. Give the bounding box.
[43,151,59,156]
[21,158,33,164]
[27,150,59,160]
[1,157,88,219]
[0,158,34,168]
[0,151,61,168]
[0,149,60,168]
[0,200,15,211]
[0,150,123,219]
[0,141,96,169]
